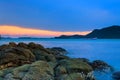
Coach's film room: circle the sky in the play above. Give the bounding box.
[0,0,120,37]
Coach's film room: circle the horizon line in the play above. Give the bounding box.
[0,25,91,37]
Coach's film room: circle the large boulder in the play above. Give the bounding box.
[0,61,54,80]
[0,47,35,69]
[55,58,94,80]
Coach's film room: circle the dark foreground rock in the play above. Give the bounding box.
[0,42,113,80]
[91,60,114,73]
[112,71,120,80]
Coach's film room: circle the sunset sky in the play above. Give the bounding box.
[0,25,90,37]
[0,0,120,37]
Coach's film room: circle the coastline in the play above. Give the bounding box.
[0,42,114,80]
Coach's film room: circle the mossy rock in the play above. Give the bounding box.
[1,61,54,80]
[22,61,54,80]
[60,73,85,80]
[32,49,56,62]
[58,58,93,74]
[0,67,14,77]
[12,64,30,77]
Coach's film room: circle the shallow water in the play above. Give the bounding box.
[0,38,120,80]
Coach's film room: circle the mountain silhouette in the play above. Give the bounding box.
[55,25,120,39]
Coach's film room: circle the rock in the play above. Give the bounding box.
[0,42,17,51]
[1,61,54,80]
[17,42,28,48]
[32,49,56,62]
[91,60,113,72]
[55,55,69,61]
[0,47,35,69]
[9,42,17,47]
[0,67,14,78]
[55,58,94,80]
[112,71,120,80]
[23,61,54,80]
[28,42,44,49]
[48,47,68,55]
[78,58,90,64]
[0,44,10,51]
[0,42,97,80]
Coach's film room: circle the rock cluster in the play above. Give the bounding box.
[0,42,112,80]
[90,60,113,73]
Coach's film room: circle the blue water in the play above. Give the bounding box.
[0,38,120,80]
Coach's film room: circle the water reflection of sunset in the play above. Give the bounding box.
[0,25,90,37]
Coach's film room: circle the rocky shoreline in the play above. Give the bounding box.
[0,42,114,80]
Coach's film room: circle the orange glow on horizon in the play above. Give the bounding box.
[0,25,91,37]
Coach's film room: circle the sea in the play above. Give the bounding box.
[0,38,120,80]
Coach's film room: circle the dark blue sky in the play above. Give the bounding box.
[0,0,120,31]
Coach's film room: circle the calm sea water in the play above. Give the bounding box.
[0,38,120,80]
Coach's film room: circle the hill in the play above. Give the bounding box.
[54,34,85,39]
[86,25,120,39]
[55,25,120,39]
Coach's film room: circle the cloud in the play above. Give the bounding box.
[0,25,91,37]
